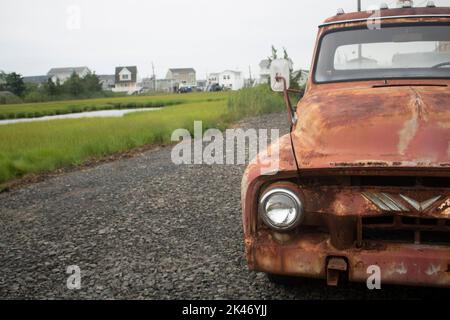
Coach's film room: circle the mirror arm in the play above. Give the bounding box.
[275,75,297,127]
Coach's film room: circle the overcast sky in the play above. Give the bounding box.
[1,0,450,79]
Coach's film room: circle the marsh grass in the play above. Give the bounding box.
[0,88,284,185]
[0,92,228,119]
[227,85,284,119]
[0,100,230,184]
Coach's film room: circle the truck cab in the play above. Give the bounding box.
[242,5,450,287]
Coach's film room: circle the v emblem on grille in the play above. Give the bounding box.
[399,195,442,212]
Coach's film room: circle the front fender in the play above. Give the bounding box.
[241,133,298,245]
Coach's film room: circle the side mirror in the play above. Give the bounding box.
[270,59,290,92]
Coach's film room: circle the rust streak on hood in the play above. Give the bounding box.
[292,85,450,169]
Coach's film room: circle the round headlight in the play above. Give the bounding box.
[259,188,304,231]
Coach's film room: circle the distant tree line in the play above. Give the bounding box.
[0,71,110,104]
[0,71,26,97]
[26,72,103,102]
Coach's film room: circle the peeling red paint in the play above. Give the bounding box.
[293,85,450,169]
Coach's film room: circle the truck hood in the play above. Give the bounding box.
[292,85,450,169]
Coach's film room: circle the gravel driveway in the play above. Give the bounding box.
[0,112,448,299]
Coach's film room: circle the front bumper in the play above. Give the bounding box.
[247,231,450,288]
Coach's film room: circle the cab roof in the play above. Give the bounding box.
[322,6,450,26]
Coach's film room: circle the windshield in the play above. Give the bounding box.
[314,24,450,83]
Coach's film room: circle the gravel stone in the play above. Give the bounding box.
[0,112,447,299]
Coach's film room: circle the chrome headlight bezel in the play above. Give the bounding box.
[259,187,304,231]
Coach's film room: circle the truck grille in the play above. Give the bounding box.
[359,215,450,246]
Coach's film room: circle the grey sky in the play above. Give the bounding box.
[1,0,450,79]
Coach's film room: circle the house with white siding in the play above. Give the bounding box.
[258,59,271,84]
[207,73,220,85]
[207,70,244,91]
[113,66,140,94]
[47,66,91,84]
[166,68,196,88]
[218,70,244,91]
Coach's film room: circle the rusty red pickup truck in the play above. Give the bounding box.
[242,6,450,287]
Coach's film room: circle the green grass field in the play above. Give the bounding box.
[0,92,229,119]
[0,87,283,187]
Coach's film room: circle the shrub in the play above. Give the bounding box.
[68,106,82,113]
[0,91,23,104]
[23,91,49,103]
[227,84,284,120]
